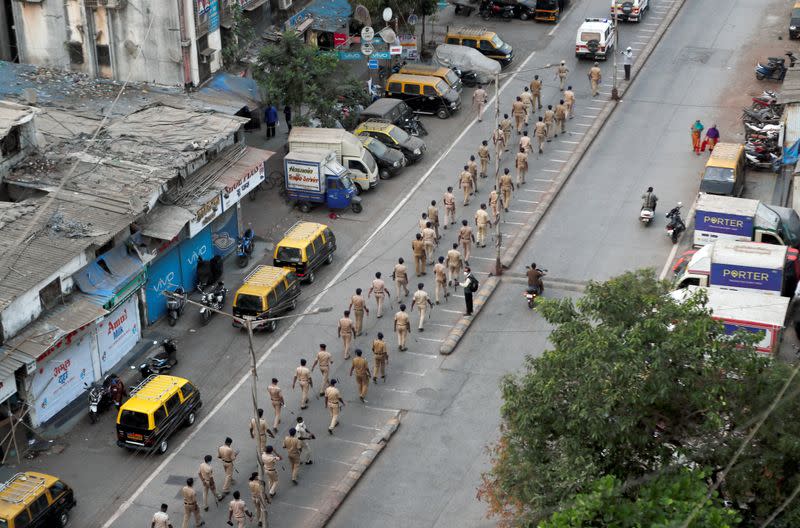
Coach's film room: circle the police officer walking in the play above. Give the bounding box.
[368,272,390,318]
[217,437,237,495]
[311,343,332,396]
[325,379,345,434]
[181,478,204,528]
[349,288,369,336]
[292,358,313,410]
[267,379,284,432]
[337,311,355,359]
[350,349,371,402]
[295,416,315,465]
[394,304,411,351]
[198,455,222,511]
[372,332,388,382]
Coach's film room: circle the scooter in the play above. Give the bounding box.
[640,206,655,226]
[139,339,178,380]
[86,374,124,423]
[166,286,186,327]
[665,203,685,244]
[755,52,796,81]
[199,282,228,326]
[237,228,255,268]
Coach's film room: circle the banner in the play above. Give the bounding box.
[96,295,141,374]
[695,210,753,238]
[710,263,783,293]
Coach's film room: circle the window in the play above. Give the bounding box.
[348,160,366,173]
[119,410,149,430]
[273,280,287,298]
[463,39,477,48]
[268,290,278,309]
[423,85,437,96]
[234,294,263,312]
[165,393,181,414]
[28,494,49,519]
[276,247,302,263]
[154,407,167,426]
[479,39,494,51]
[96,44,111,67]
[446,37,459,44]
[405,84,420,95]
[13,510,31,528]
[39,277,62,310]
[328,179,340,190]
[388,82,402,93]
[48,481,67,499]
[180,382,196,400]
[581,31,601,42]
[306,241,317,258]
[66,41,84,65]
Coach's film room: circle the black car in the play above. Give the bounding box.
[359,136,406,179]
[359,98,425,136]
[791,4,800,39]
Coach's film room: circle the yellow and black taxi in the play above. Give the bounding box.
[232,265,301,332]
[0,472,76,528]
[383,74,461,119]
[354,120,426,163]
[445,26,513,67]
[116,374,201,454]
[273,221,336,284]
[399,63,463,94]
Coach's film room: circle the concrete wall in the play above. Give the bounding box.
[11,0,71,68]
[0,120,38,178]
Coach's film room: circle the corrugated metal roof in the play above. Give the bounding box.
[216,146,273,188]
[784,103,800,148]
[0,100,36,137]
[139,205,194,241]
[779,66,800,104]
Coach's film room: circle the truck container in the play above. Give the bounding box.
[284,150,362,213]
[288,127,378,193]
[694,194,800,248]
[673,239,799,296]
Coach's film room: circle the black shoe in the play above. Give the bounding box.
[328,428,333,434]
[293,479,298,485]
[204,507,209,512]
[306,460,313,465]
[360,396,365,402]
[419,327,424,332]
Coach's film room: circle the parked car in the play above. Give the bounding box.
[433,44,502,86]
[445,26,513,67]
[359,136,406,179]
[383,74,461,119]
[354,120,427,163]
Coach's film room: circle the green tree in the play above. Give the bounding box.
[221,4,256,66]
[539,470,740,528]
[478,270,800,527]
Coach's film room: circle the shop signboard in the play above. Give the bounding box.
[96,296,141,374]
[222,160,265,211]
[188,193,223,237]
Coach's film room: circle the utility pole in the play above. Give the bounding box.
[611,4,620,100]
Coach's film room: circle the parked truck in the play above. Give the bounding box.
[288,127,378,193]
[284,150,362,213]
[672,239,799,296]
[694,194,800,248]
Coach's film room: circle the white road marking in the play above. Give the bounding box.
[560,140,580,144]
[418,337,444,343]
[471,256,497,261]
[554,149,572,153]
[332,437,370,447]
[399,369,428,377]
[427,322,453,328]
[364,404,402,413]
[349,423,383,431]
[504,221,525,225]
[318,457,352,466]
[405,351,439,358]
[550,159,569,162]
[586,106,603,110]
[102,31,545,528]
[575,124,592,127]
[548,24,560,36]
[510,209,534,214]
[522,191,544,195]
[451,294,465,298]
[644,22,660,26]
[542,169,561,173]
[473,270,493,274]
[518,198,540,202]
[533,178,553,182]
[440,309,462,314]
[273,501,320,512]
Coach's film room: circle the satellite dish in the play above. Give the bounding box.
[353,4,371,26]
[378,27,396,44]
[382,7,393,22]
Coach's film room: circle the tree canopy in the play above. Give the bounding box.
[479,270,800,527]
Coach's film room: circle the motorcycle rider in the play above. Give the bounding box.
[641,187,658,212]
[526,263,545,295]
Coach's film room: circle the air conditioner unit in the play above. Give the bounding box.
[97,0,127,9]
[278,0,293,10]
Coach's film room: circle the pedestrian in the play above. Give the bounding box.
[422,221,437,264]
[556,60,570,91]
[295,416,315,464]
[248,472,266,528]
[198,455,222,511]
[433,256,448,304]
[284,104,292,133]
[249,409,272,456]
[564,86,575,119]
[460,267,478,316]
[350,348,371,401]
[412,233,426,276]
[260,446,281,497]
[267,378,284,432]
[544,104,555,141]
[530,75,543,110]
[411,283,433,331]
[493,123,507,158]
[690,119,704,155]
[499,168,515,212]
[475,204,492,247]
[282,428,303,484]
[489,187,500,223]
[468,155,479,193]
[368,272,390,318]
[324,379,345,434]
[459,165,475,206]
[478,140,491,178]
[443,187,457,228]
[428,200,441,240]
[264,102,278,139]
[702,124,719,152]
[501,112,513,144]
[520,86,534,124]
[227,490,251,528]
[292,358,313,410]
[181,478,204,528]
[217,437,237,494]
[554,99,567,136]
[621,47,633,80]
[512,97,527,133]
[588,62,602,97]
[311,343,332,396]
[349,288,369,336]
[152,503,173,528]
[458,219,475,264]
[446,243,464,289]
[394,303,411,351]
[418,212,429,234]
[519,130,532,154]
[393,257,410,297]
[473,85,488,121]
[515,146,529,185]
[534,117,547,155]
[372,332,388,382]
[337,310,355,359]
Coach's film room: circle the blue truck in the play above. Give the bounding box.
[284,150,362,214]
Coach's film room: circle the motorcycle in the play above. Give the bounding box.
[199,282,228,325]
[85,373,124,424]
[523,267,546,309]
[751,90,778,109]
[665,203,685,244]
[237,228,255,268]
[403,115,428,137]
[480,0,516,19]
[745,151,780,170]
[166,286,186,327]
[139,339,178,380]
[755,51,796,81]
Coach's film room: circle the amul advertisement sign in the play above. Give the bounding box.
[30,329,97,426]
[695,210,753,238]
[710,263,783,293]
[96,296,141,374]
[285,159,322,192]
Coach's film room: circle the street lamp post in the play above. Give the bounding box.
[611,4,620,100]
[162,291,331,527]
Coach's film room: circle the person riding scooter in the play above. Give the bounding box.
[641,187,658,212]
[526,263,546,295]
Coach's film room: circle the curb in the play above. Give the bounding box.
[439,275,500,355]
[441,0,689,353]
[308,411,402,527]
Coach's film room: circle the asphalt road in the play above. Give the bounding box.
[10,0,782,526]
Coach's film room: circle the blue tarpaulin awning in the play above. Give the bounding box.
[73,244,145,307]
[196,72,264,116]
[306,0,351,33]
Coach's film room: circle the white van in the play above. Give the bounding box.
[288,127,378,192]
[575,18,616,60]
[611,0,649,22]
